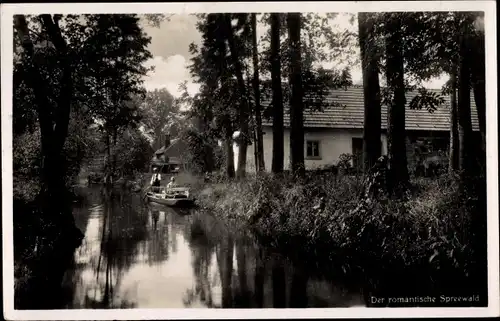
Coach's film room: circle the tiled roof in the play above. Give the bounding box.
[261,86,480,131]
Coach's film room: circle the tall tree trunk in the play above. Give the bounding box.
[224,119,236,178]
[154,127,163,150]
[270,13,285,174]
[202,104,215,174]
[251,13,266,172]
[216,31,235,179]
[112,127,118,177]
[287,13,305,178]
[14,14,76,227]
[253,123,259,171]
[457,24,474,190]
[449,67,460,172]
[104,127,112,186]
[385,15,409,196]
[13,15,82,305]
[358,12,382,172]
[223,14,250,179]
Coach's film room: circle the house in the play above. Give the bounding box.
[150,135,189,173]
[234,85,480,173]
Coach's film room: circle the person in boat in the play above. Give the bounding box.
[166,176,178,189]
[150,168,161,193]
[204,171,211,183]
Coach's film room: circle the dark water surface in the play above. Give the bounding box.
[58,187,366,309]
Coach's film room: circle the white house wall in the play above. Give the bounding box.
[233,127,388,172]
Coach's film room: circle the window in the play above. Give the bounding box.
[352,138,363,172]
[306,140,321,159]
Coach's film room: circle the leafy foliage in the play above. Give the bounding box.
[259,13,355,114]
[112,128,154,176]
[74,15,152,133]
[408,88,446,113]
[139,88,186,149]
[13,14,154,194]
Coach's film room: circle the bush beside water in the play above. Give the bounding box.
[197,172,487,304]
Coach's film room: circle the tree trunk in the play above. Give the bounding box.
[104,129,112,186]
[385,16,409,196]
[223,14,250,179]
[15,15,76,226]
[287,13,305,178]
[216,28,235,179]
[449,67,460,172]
[112,127,118,177]
[251,13,265,172]
[358,13,382,172]
[224,119,236,178]
[457,25,474,189]
[253,124,259,171]
[203,142,215,173]
[15,15,73,194]
[202,104,215,174]
[271,13,285,174]
[14,16,82,302]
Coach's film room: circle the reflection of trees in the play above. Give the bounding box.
[84,189,147,308]
[72,187,102,232]
[289,264,308,308]
[183,216,217,307]
[272,257,286,308]
[143,208,170,266]
[168,211,178,253]
[234,240,250,307]
[58,188,106,308]
[254,246,265,308]
[217,234,234,308]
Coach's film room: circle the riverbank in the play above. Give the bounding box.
[196,172,488,306]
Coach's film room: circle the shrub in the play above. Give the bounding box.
[198,171,486,296]
[13,129,42,202]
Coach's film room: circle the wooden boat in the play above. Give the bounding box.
[146,186,195,207]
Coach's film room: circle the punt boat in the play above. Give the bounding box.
[145,186,195,207]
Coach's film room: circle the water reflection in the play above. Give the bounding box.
[60,187,365,309]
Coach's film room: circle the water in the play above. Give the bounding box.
[58,187,366,309]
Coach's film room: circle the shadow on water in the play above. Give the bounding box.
[21,187,366,309]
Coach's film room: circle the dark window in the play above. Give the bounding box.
[306,140,320,158]
[352,137,363,172]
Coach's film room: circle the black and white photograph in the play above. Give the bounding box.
[1,1,499,319]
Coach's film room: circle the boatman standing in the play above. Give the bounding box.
[150,168,161,192]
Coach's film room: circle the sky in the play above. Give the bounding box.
[139,14,448,99]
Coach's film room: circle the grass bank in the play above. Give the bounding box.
[196,172,488,305]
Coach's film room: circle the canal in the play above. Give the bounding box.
[55,187,366,308]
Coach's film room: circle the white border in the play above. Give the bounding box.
[1,1,499,319]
